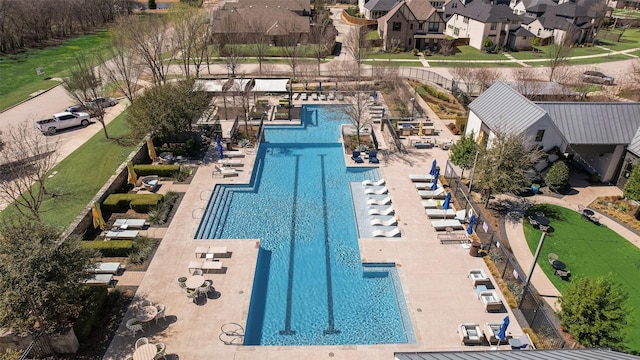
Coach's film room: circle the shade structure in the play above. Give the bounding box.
[467,214,476,235]
[442,192,451,210]
[218,143,224,160]
[147,138,157,161]
[91,201,105,230]
[430,168,439,190]
[429,160,437,175]
[127,161,137,185]
[418,122,424,136]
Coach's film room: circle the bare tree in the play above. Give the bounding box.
[170,3,209,78]
[298,62,316,90]
[308,20,335,75]
[120,15,174,85]
[475,68,501,92]
[247,17,273,75]
[511,67,547,100]
[450,67,478,94]
[99,26,143,103]
[343,25,371,77]
[548,27,579,81]
[335,63,373,147]
[62,55,110,139]
[281,19,306,80]
[0,124,59,221]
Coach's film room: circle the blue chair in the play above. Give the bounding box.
[368,151,379,164]
[351,151,364,163]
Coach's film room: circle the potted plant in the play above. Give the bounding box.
[531,183,540,194]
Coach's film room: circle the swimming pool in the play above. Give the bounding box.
[196,105,415,346]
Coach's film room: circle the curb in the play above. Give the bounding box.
[0,81,63,114]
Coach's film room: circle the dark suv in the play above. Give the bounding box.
[582,71,614,85]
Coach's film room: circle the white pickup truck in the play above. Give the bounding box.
[36,112,90,135]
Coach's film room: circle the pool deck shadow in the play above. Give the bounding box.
[103,111,521,360]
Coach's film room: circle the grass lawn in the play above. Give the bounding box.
[597,28,640,51]
[427,46,509,61]
[0,111,140,229]
[362,60,423,67]
[566,54,632,65]
[428,61,521,68]
[613,9,640,19]
[0,31,112,110]
[368,52,422,60]
[524,203,640,353]
[510,45,608,60]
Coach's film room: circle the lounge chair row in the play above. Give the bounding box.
[351,151,379,164]
[188,260,223,273]
[213,165,238,178]
[469,269,503,312]
[218,159,243,167]
[460,323,528,346]
[195,246,229,258]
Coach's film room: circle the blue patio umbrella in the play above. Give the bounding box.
[215,135,221,146]
[335,81,338,92]
[372,90,377,101]
[467,214,476,235]
[442,192,451,210]
[429,160,437,175]
[430,168,439,190]
[496,315,510,347]
[319,80,322,92]
[217,143,224,160]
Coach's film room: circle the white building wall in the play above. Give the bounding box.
[359,0,367,16]
[526,19,553,39]
[445,15,487,50]
[465,111,483,139]
[523,117,566,152]
[513,1,526,14]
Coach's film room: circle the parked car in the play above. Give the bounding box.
[35,112,91,135]
[84,97,118,108]
[582,71,614,85]
[65,104,89,113]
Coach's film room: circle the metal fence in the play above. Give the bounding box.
[397,68,454,90]
[443,161,566,349]
[19,332,56,360]
[381,117,407,154]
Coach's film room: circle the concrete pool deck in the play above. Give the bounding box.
[103,110,523,360]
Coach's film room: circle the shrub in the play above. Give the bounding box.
[74,286,108,341]
[455,117,467,133]
[411,48,419,55]
[545,161,570,192]
[623,165,640,201]
[173,166,192,182]
[133,164,181,177]
[436,92,450,102]
[422,85,438,97]
[81,240,133,257]
[129,236,156,265]
[103,194,164,213]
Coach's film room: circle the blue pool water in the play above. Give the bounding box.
[196,105,415,346]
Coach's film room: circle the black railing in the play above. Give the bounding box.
[19,331,56,360]
[382,117,407,154]
[444,161,567,350]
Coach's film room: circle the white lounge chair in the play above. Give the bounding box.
[105,230,139,239]
[469,269,490,286]
[409,174,435,182]
[84,274,114,286]
[205,246,228,259]
[225,151,245,158]
[368,206,394,216]
[311,93,318,101]
[188,261,202,274]
[91,262,121,274]
[414,182,436,190]
[418,187,446,199]
[218,159,243,167]
[292,93,300,100]
[431,219,465,231]
[425,208,457,219]
[362,179,385,186]
[189,260,223,273]
[113,219,146,229]
[370,217,397,226]
[372,227,401,237]
[364,186,388,195]
[336,93,344,101]
[213,165,238,178]
[421,199,442,208]
[195,246,209,258]
[301,93,308,101]
[319,94,327,101]
[327,92,335,100]
[367,196,392,206]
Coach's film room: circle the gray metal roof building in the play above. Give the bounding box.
[395,348,640,360]
[468,81,548,134]
[537,102,640,145]
[628,128,640,157]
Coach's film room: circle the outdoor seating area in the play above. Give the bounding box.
[179,271,215,304]
[579,205,601,224]
[458,323,483,345]
[548,253,571,280]
[131,338,167,360]
[468,269,490,286]
[141,176,159,192]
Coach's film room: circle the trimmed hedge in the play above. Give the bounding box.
[74,286,108,341]
[82,240,133,257]
[133,164,180,177]
[103,193,164,213]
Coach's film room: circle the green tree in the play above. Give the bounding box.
[127,79,212,139]
[559,276,629,349]
[474,130,544,206]
[0,220,96,333]
[545,161,570,192]
[449,131,477,178]
[623,165,640,201]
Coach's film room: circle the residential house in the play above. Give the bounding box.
[524,0,606,45]
[210,0,312,45]
[444,1,526,50]
[465,81,640,184]
[359,0,400,19]
[510,0,558,17]
[378,0,446,51]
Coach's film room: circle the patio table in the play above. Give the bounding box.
[136,306,158,323]
[185,275,205,289]
[133,343,157,360]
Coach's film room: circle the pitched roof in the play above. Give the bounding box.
[628,128,640,157]
[520,0,557,13]
[469,81,549,134]
[449,2,524,22]
[537,102,640,145]
[378,0,436,23]
[211,3,310,34]
[510,25,535,37]
[365,0,400,12]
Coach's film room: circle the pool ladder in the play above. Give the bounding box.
[219,322,244,345]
